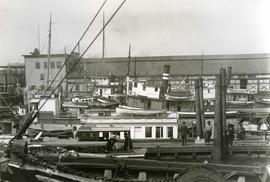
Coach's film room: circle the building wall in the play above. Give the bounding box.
[24,54,68,91]
[38,98,60,117]
[68,53,270,78]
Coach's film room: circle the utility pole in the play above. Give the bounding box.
[47,13,52,86]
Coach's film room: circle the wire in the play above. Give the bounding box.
[38,0,126,113]
[43,0,107,97]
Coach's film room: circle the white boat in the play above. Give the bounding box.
[164,93,190,101]
[116,106,167,116]
[255,98,270,105]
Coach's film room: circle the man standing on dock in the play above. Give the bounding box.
[180,122,188,146]
[205,121,212,144]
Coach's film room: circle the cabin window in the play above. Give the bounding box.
[167,127,173,138]
[98,112,105,116]
[240,79,247,89]
[51,62,55,69]
[35,62,40,69]
[134,82,137,88]
[44,62,48,69]
[57,62,62,68]
[156,127,163,138]
[75,84,80,91]
[145,127,152,138]
[40,73,44,80]
[147,100,151,109]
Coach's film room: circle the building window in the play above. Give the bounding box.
[156,127,163,138]
[143,85,146,91]
[40,73,44,80]
[155,87,158,92]
[167,127,173,138]
[145,127,152,138]
[134,82,138,88]
[75,84,80,91]
[44,62,48,69]
[240,79,247,89]
[51,62,55,69]
[35,62,40,69]
[57,62,62,69]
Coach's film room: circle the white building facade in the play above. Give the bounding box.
[24,53,69,92]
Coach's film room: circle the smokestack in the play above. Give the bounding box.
[162,65,170,95]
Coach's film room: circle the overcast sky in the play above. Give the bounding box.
[0,0,270,65]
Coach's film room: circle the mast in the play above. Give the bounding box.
[134,56,137,81]
[128,44,131,76]
[102,11,105,77]
[84,59,87,95]
[126,44,131,97]
[201,51,204,78]
[47,13,52,86]
[102,11,105,59]
[38,25,40,51]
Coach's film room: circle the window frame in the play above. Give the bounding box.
[35,62,40,69]
[145,127,152,138]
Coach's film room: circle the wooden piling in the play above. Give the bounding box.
[199,77,205,135]
[221,68,227,157]
[214,75,223,160]
[195,79,202,137]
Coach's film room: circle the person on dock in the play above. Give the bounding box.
[72,126,78,140]
[204,121,212,144]
[228,124,235,145]
[124,132,133,151]
[180,122,188,146]
[260,122,268,141]
[238,123,245,140]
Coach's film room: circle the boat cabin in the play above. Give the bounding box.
[76,126,130,141]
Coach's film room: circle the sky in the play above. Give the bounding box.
[0,0,270,65]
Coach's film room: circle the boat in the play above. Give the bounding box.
[255,98,270,105]
[164,93,190,101]
[70,96,119,108]
[116,105,167,116]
